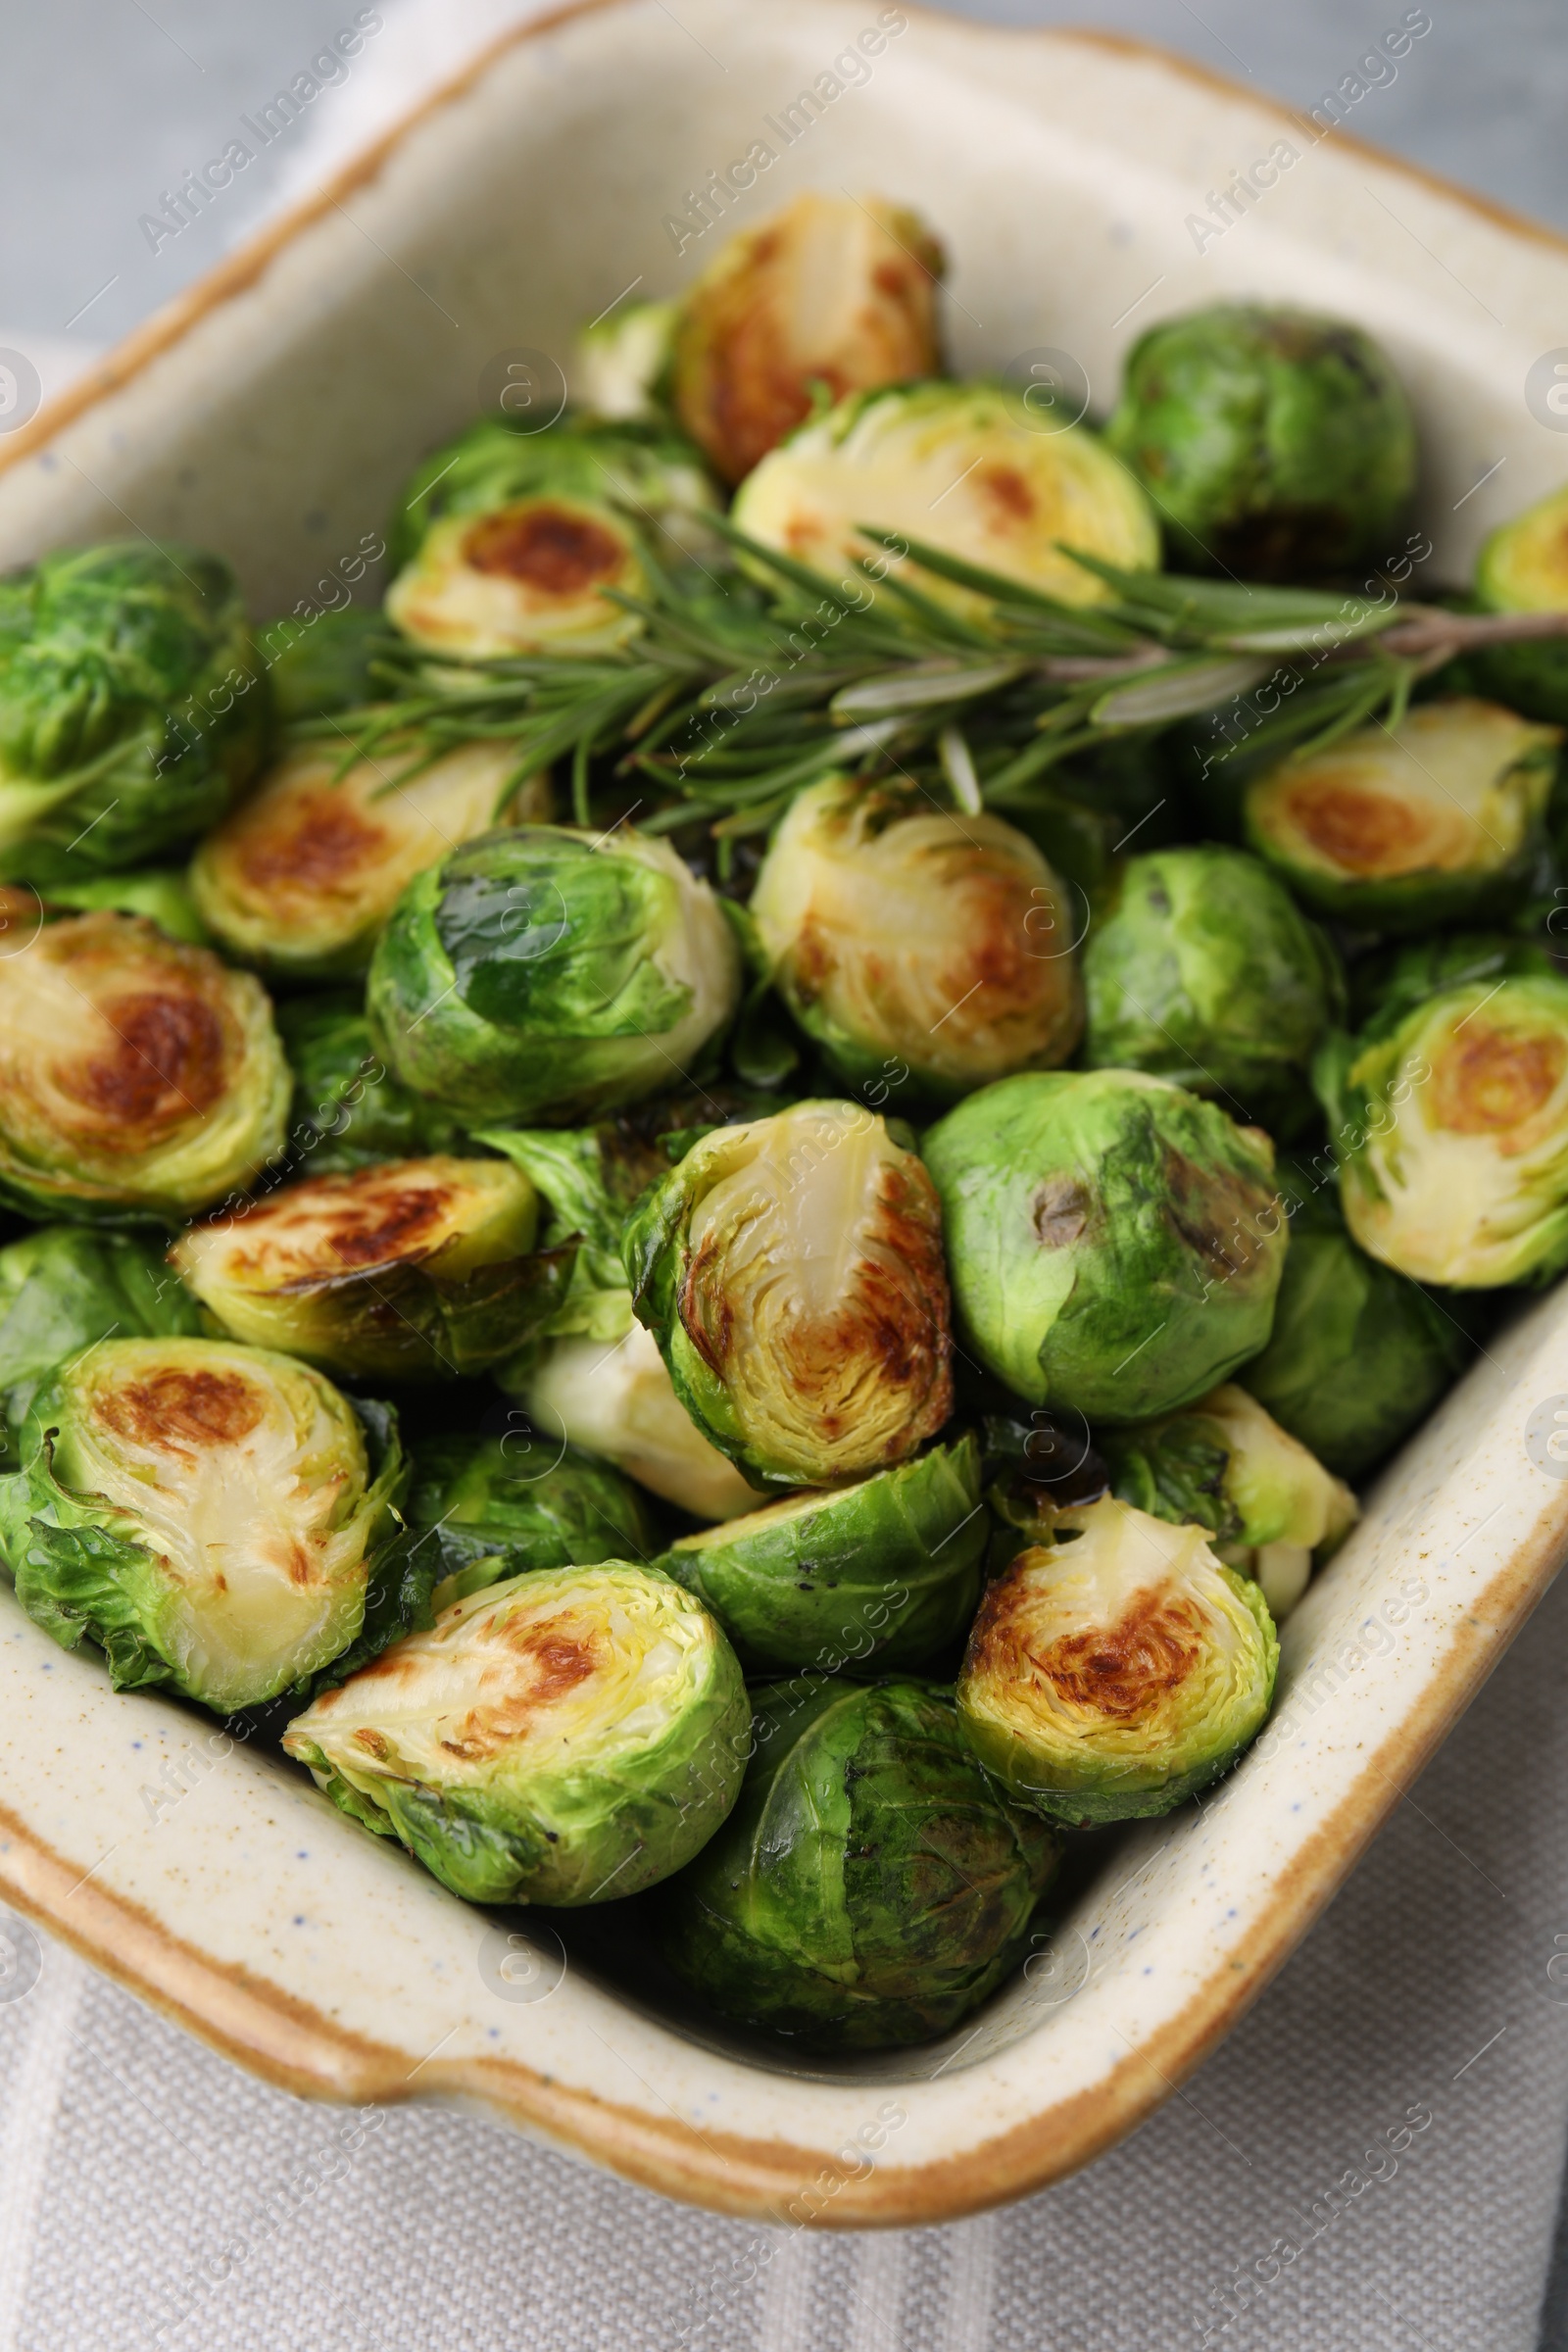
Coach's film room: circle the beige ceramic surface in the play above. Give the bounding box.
[1,0,1568,2227]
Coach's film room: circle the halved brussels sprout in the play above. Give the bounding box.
[283,1562,750,1905]
[386,496,647,661]
[1104,303,1417,577]
[956,1495,1278,1824]
[1316,971,1568,1286]
[670,192,945,487]
[576,299,678,423]
[516,1322,766,1521]
[923,1070,1287,1424]
[624,1100,955,1488]
[750,776,1083,1101]
[407,1433,657,1611]
[389,414,719,573]
[190,738,551,980]
[368,826,743,1128]
[658,1675,1060,2049]
[256,607,389,723]
[1103,1383,1357,1622]
[0,1224,201,1467]
[276,993,466,1176]
[1469,482,1568,722]
[0,542,266,884]
[656,1435,987,1674]
[0,910,289,1223]
[1082,845,1343,1128]
[1236,1159,1473,1480]
[39,868,208,944]
[1243,699,1560,932]
[172,1154,572,1384]
[0,1337,406,1712]
[731,380,1159,615]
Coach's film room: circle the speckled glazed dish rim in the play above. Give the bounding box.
[1,0,1567,2229]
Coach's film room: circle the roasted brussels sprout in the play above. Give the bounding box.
[656,1435,987,1674]
[750,777,1082,1101]
[576,299,678,423]
[172,1154,572,1383]
[0,910,288,1223]
[389,414,719,572]
[0,1337,406,1712]
[406,1433,657,1610]
[658,1675,1060,2049]
[731,380,1159,614]
[283,1561,750,1905]
[1104,303,1417,577]
[625,1100,954,1488]
[517,1323,766,1521]
[1243,698,1559,932]
[0,1224,201,1467]
[923,1070,1287,1423]
[257,607,389,723]
[1467,482,1568,722]
[0,542,266,883]
[190,738,550,980]
[1315,969,1568,1286]
[956,1495,1278,1825]
[368,826,743,1127]
[1236,1158,1473,1480]
[1082,845,1343,1127]
[275,993,466,1175]
[1103,1383,1357,1622]
[671,192,945,487]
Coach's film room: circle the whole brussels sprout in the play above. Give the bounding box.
[0,1224,201,1467]
[38,867,208,944]
[655,1434,987,1674]
[283,1562,750,1905]
[275,993,466,1175]
[190,737,551,980]
[0,1337,406,1712]
[670,191,945,486]
[731,380,1159,616]
[256,607,389,723]
[389,413,719,572]
[749,776,1083,1102]
[1103,303,1417,577]
[956,1495,1278,1825]
[658,1675,1060,2048]
[516,1322,766,1521]
[1243,698,1559,933]
[368,826,743,1127]
[1468,480,1568,723]
[1236,1157,1473,1481]
[0,542,266,883]
[923,1070,1288,1424]
[624,1099,955,1488]
[406,1433,657,1611]
[1102,1383,1357,1623]
[172,1155,573,1384]
[1315,971,1568,1286]
[1082,845,1343,1128]
[0,910,288,1223]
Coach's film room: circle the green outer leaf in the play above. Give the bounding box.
[0,1371,409,1712]
[655,1436,987,1673]
[658,1677,1061,2049]
[1102,1420,1239,1544]
[405,1435,657,1604]
[923,1070,1289,1423]
[276,992,467,1175]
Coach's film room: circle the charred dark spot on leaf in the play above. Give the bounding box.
[1433,1023,1567,1141]
[236,790,389,894]
[978,466,1035,523]
[353,1727,392,1760]
[95,1366,266,1454]
[1160,1146,1274,1281]
[1279,776,1438,878]
[64,988,227,1139]
[1033,1176,1092,1250]
[975,1573,1205,1720]
[463,504,627,598]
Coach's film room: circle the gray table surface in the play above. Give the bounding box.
[2,5,1568,2349]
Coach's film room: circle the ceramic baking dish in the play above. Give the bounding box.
[2,0,1568,2228]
